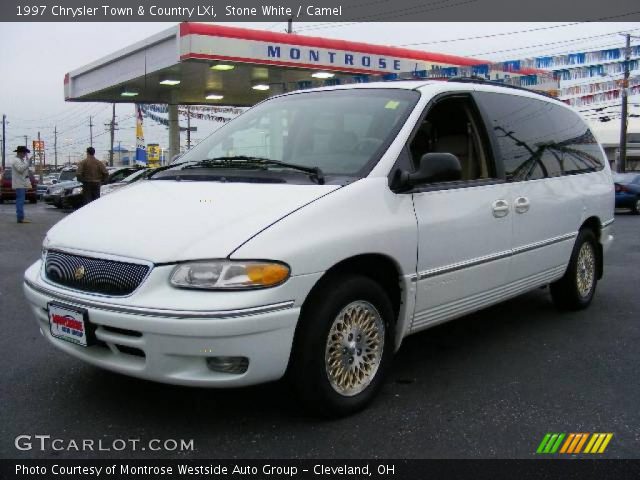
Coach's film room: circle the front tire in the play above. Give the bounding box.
[290,274,394,417]
[631,197,640,215]
[550,229,598,311]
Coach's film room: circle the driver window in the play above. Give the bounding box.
[409,97,491,181]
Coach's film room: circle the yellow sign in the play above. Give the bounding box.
[147,144,160,166]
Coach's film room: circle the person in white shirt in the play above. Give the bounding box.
[11,146,32,223]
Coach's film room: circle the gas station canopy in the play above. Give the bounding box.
[64,23,546,159]
[64,22,542,107]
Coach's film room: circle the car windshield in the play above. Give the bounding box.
[58,170,76,181]
[153,89,420,183]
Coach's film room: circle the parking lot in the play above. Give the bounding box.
[1,202,638,459]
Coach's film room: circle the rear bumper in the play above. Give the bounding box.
[23,263,310,388]
[1,188,38,200]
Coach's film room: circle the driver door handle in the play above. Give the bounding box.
[514,197,530,214]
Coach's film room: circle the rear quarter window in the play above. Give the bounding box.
[474,91,605,182]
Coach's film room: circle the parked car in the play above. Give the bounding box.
[44,182,80,208]
[24,80,614,416]
[43,167,81,207]
[613,172,640,214]
[58,166,145,209]
[36,175,58,198]
[0,168,38,203]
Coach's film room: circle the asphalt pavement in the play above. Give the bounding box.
[0,202,638,459]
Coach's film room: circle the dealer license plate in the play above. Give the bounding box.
[48,303,93,347]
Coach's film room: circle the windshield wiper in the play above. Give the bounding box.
[180,156,325,185]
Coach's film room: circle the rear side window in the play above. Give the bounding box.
[474,92,604,182]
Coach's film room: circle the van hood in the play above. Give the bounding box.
[46,180,341,263]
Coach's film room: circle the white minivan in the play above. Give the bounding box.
[24,80,614,416]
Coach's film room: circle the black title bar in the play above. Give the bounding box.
[3,459,640,480]
[1,0,640,22]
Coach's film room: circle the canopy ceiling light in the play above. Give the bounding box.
[159,77,181,86]
[251,83,270,91]
[210,63,235,71]
[120,88,139,97]
[311,72,335,79]
[205,93,224,100]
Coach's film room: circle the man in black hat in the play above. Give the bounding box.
[12,146,32,224]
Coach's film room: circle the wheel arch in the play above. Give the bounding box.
[579,216,603,280]
[288,253,407,371]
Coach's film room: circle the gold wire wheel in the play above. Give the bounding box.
[324,301,385,397]
[576,242,595,298]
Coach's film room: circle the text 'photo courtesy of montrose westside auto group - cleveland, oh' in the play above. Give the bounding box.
[1,0,640,478]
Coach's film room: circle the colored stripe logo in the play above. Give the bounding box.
[536,433,613,454]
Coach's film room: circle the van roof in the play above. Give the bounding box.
[283,79,570,109]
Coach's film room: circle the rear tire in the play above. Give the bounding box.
[550,229,598,311]
[29,197,37,204]
[631,197,640,215]
[289,274,394,417]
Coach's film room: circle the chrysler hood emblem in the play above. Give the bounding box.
[74,265,86,280]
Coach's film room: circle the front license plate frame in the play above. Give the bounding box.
[48,302,96,347]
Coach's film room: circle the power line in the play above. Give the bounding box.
[465,29,640,58]
[397,11,640,47]
[10,103,110,132]
[487,39,640,64]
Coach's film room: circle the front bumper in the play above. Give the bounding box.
[601,221,614,254]
[61,193,83,208]
[23,261,319,387]
[43,193,62,205]
[615,192,637,208]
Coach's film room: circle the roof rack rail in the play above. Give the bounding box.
[447,76,557,100]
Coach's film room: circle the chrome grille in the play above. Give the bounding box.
[44,251,149,296]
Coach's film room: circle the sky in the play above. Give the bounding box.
[1,21,639,165]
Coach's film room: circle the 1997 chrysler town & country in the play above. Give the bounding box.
[24,80,614,416]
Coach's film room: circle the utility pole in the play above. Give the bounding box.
[1,114,6,169]
[54,126,58,169]
[24,135,28,148]
[617,33,640,172]
[287,18,293,34]
[618,34,631,173]
[186,106,191,149]
[89,115,94,147]
[37,131,42,181]
[106,104,117,166]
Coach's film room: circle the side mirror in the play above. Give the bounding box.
[410,153,462,185]
[392,153,462,191]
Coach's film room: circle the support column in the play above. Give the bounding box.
[168,103,180,161]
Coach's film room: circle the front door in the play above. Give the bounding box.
[408,94,513,332]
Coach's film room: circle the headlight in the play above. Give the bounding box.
[71,186,82,195]
[42,237,50,262]
[170,260,290,290]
